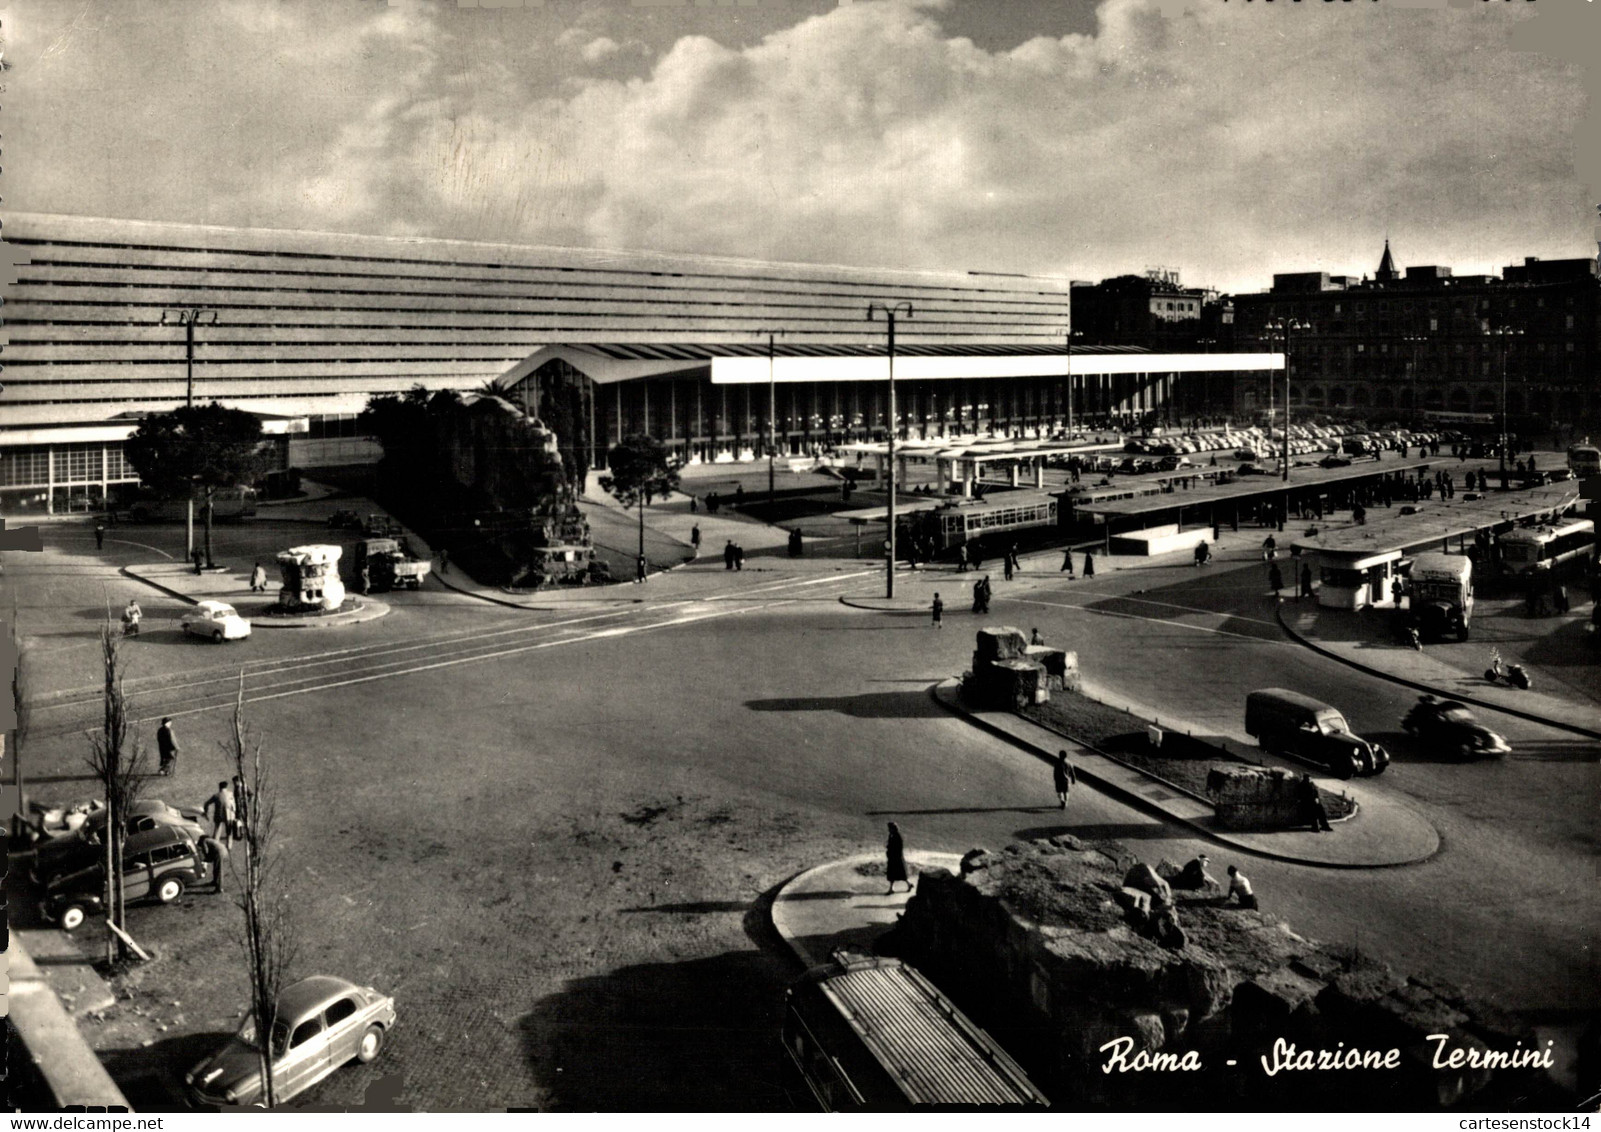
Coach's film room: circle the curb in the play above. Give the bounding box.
[1275,605,1601,740]
[120,567,391,627]
[770,851,964,970]
[428,566,645,611]
[930,681,1432,870]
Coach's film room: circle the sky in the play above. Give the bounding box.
[6,0,1597,294]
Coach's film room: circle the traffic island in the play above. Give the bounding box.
[932,678,1439,868]
[242,598,390,628]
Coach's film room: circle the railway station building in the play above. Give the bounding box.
[1,213,1266,514]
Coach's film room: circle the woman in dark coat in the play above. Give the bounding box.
[1083,552,1095,577]
[885,822,911,894]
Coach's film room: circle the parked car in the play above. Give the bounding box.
[1318,455,1353,469]
[181,601,252,642]
[1245,688,1389,778]
[32,800,207,885]
[1402,698,1510,760]
[41,825,211,931]
[187,976,397,1108]
[1236,463,1271,476]
[1234,448,1259,461]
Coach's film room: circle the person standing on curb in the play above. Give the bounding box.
[885,822,911,895]
[931,592,943,629]
[1053,750,1077,811]
[157,717,179,776]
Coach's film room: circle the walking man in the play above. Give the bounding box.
[1268,561,1284,600]
[1083,552,1095,578]
[204,781,236,845]
[121,598,142,637]
[931,592,944,629]
[157,717,179,776]
[1053,749,1077,811]
[1060,548,1075,577]
[690,524,702,557]
[249,561,268,593]
[95,522,106,550]
[1003,553,1014,582]
[724,540,736,570]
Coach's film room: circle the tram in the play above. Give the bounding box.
[904,491,1059,554]
[1497,517,1595,576]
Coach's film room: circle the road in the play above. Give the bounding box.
[5,516,1596,1110]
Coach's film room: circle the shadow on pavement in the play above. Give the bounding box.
[518,948,794,1111]
[102,1030,232,1111]
[744,691,945,719]
[1013,821,1177,842]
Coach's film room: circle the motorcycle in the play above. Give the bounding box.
[1484,648,1531,690]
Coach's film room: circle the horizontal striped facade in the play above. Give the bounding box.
[2,212,1074,431]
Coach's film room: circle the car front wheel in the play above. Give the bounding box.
[156,876,185,903]
[356,1025,384,1064]
[60,905,87,932]
[212,629,224,642]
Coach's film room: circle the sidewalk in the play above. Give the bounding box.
[932,679,1440,868]
[770,851,964,969]
[1279,603,1601,738]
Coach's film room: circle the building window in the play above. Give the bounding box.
[0,447,51,488]
[1429,318,1439,332]
[1333,302,1342,314]
[1567,315,1575,329]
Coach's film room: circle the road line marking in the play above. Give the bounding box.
[1010,597,1286,643]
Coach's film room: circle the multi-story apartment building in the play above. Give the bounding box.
[1229,242,1599,433]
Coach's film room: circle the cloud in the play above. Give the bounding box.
[8,0,1588,292]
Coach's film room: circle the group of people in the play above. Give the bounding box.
[722,540,746,570]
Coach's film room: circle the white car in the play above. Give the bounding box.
[181,600,252,642]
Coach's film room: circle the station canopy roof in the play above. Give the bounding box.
[497,344,1282,388]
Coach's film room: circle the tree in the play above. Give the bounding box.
[7,602,31,839]
[84,617,146,963]
[224,677,297,1108]
[599,435,680,582]
[123,403,270,568]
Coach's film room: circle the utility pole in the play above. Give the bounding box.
[1487,325,1522,488]
[868,303,913,599]
[160,308,218,560]
[1266,318,1308,483]
[756,330,786,504]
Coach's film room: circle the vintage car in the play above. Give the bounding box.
[1402,698,1511,759]
[181,600,252,642]
[31,800,207,885]
[41,825,211,931]
[1318,455,1353,469]
[187,976,397,1107]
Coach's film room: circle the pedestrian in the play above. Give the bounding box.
[1300,563,1313,601]
[156,717,179,776]
[958,544,970,572]
[1052,749,1077,811]
[249,561,268,593]
[1061,548,1075,577]
[1300,774,1333,832]
[438,548,450,574]
[885,821,911,894]
[734,544,745,571]
[1003,554,1014,582]
[1177,853,1218,891]
[1268,561,1284,599]
[121,598,142,637]
[724,540,736,570]
[689,494,698,514]
[707,491,719,514]
[1225,866,1257,909]
[1194,540,1210,567]
[204,780,236,844]
[735,484,745,507]
[931,592,944,629]
[635,554,647,583]
[1212,521,1220,543]
[1031,627,1044,645]
[690,524,702,557]
[94,522,106,550]
[199,833,229,893]
[192,547,206,575]
[1083,552,1095,578]
[1262,534,1277,562]
[231,774,250,842]
[1009,543,1021,574]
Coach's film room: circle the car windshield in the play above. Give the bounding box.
[1440,708,1475,725]
[1316,712,1350,735]
[236,1015,291,1058]
[211,605,237,618]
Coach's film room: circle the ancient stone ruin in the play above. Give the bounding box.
[881,837,1567,1110]
[963,627,1077,711]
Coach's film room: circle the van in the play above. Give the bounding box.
[1244,689,1389,779]
[781,952,1049,1110]
[41,826,209,931]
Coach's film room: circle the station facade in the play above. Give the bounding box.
[1,212,1253,513]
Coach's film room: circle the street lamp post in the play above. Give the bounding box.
[868,302,913,599]
[1265,319,1308,483]
[1402,334,1426,421]
[756,330,786,504]
[1486,326,1523,488]
[160,307,218,560]
[1064,329,1083,439]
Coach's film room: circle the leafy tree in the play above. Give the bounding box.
[123,403,270,567]
[599,435,680,582]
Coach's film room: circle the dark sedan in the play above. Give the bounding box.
[1402,698,1511,760]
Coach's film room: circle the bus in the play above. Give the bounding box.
[1406,552,1473,641]
[1497,517,1595,576]
[1568,445,1601,478]
[904,491,1058,554]
[781,952,1049,1111]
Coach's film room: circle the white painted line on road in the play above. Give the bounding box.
[132,598,798,724]
[1080,592,1281,628]
[1011,597,1288,644]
